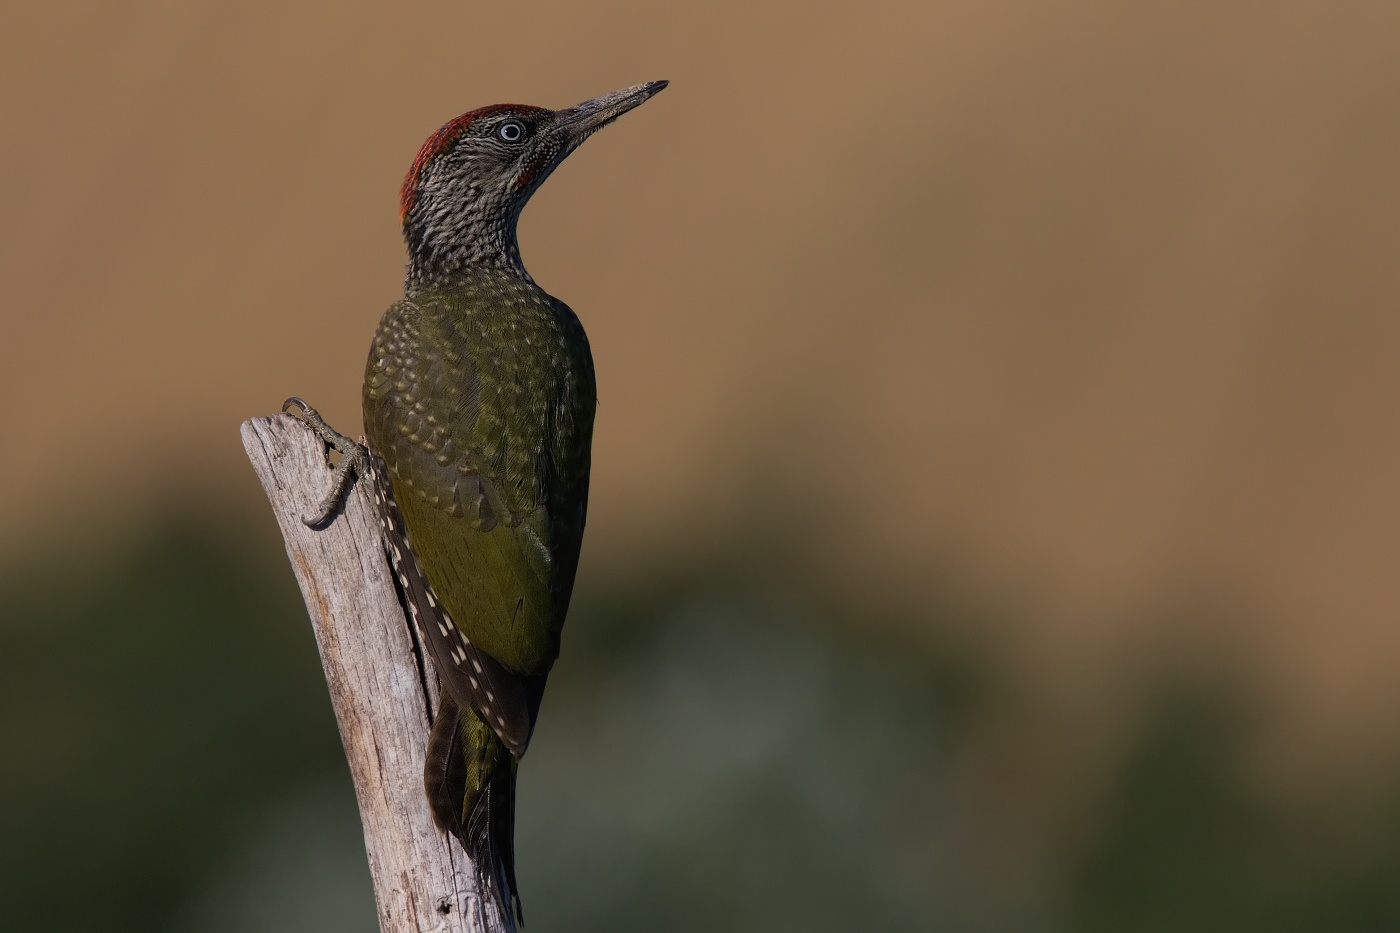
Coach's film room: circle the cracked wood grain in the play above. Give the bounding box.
[241,413,515,933]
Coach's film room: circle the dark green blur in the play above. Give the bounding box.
[3,518,1400,931]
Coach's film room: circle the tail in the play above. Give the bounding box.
[426,692,522,926]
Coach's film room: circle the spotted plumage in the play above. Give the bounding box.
[368,450,538,752]
[351,81,667,923]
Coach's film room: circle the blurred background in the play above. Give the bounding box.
[4,1,1400,930]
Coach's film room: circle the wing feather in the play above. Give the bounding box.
[370,452,542,755]
[361,284,593,754]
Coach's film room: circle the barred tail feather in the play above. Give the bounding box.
[426,693,523,925]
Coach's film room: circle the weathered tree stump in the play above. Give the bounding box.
[241,412,515,933]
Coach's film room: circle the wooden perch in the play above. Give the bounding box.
[241,412,516,933]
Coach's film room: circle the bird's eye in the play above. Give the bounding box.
[497,120,526,143]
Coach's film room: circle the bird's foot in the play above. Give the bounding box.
[282,397,369,528]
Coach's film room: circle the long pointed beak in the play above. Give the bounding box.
[554,80,668,146]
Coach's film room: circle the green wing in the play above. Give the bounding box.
[363,281,593,751]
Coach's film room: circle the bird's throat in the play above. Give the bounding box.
[404,204,530,293]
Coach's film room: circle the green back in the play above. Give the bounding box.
[362,273,595,676]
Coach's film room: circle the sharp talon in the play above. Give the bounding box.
[302,506,336,529]
[283,396,310,415]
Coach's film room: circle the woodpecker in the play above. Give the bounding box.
[286,80,667,921]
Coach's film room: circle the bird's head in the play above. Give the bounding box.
[399,80,667,289]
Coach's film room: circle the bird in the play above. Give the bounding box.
[285,80,668,922]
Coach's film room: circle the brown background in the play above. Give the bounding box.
[4,0,1400,926]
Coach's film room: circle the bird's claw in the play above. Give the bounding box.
[282,396,369,528]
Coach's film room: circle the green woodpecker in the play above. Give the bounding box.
[288,80,667,921]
